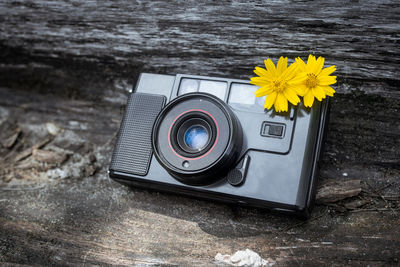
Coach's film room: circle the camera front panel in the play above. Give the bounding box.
[110,73,329,217]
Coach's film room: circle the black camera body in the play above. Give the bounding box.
[109,73,329,218]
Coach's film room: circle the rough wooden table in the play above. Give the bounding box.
[0,1,399,266]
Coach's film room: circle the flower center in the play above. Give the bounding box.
[272,80,287,92]
[306,73,318,88]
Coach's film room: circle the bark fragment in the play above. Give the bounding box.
[2,128,21,148]
[32,148,67,165]
[316,179,362,204]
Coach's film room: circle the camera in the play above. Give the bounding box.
[109,73,329,218]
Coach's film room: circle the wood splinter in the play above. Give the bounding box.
[32,148,67,165]
[316,179,362,204]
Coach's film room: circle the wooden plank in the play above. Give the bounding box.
[0,86,398,265]
[0,0,399,96]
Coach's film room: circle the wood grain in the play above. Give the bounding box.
[0,0,399,266]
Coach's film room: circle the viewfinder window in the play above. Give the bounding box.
[198,80,226,100]
[178,78,199,95]
[178,78,227,100]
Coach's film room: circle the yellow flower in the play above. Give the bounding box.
[250,56,303,112]
[292,55,337,107]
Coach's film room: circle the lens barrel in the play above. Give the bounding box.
[152,93,243,185]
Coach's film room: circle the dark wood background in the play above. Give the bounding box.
[0,0,399,266]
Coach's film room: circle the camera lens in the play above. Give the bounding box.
[184,125,209,151]
[172,113,216,158]
[152,92,243,185]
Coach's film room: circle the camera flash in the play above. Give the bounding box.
[229,83,256,105]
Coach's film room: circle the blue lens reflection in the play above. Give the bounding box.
[184,125,209,150]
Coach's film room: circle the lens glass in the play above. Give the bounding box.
[184,125,209,151]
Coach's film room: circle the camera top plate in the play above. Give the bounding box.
[135,73,295,155]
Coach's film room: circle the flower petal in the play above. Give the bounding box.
[288,72,307,85]
[276,93,288,112]
[312,86,325,101]
[254,67,273,80]
[264,59,278,77]
[318,75,337,85]
[308,54,316,65]
[313,56,325,75]
[319,65,336,77]
[306,55,317,73]
[255,84,273,97]
[291,84,307,96]
[283,88,300,105]
[303,90,315,107]
[276,56,288,75]
[295,57,307,72]
[281,61,298,80]
[264,92,277,109]
[320,85,336,96]
[250,77,270,86]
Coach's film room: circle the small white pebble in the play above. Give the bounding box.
[46,122,62,136]
[215,249,275,266]
[342,172,348,177]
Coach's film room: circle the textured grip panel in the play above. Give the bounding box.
[110,93,165,176]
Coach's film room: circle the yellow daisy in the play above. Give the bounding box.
[250,56,304,112]
[292,54,337,107]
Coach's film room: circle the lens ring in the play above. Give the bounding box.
[152,92,243,185]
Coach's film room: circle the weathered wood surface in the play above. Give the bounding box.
[0,0,399,266]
